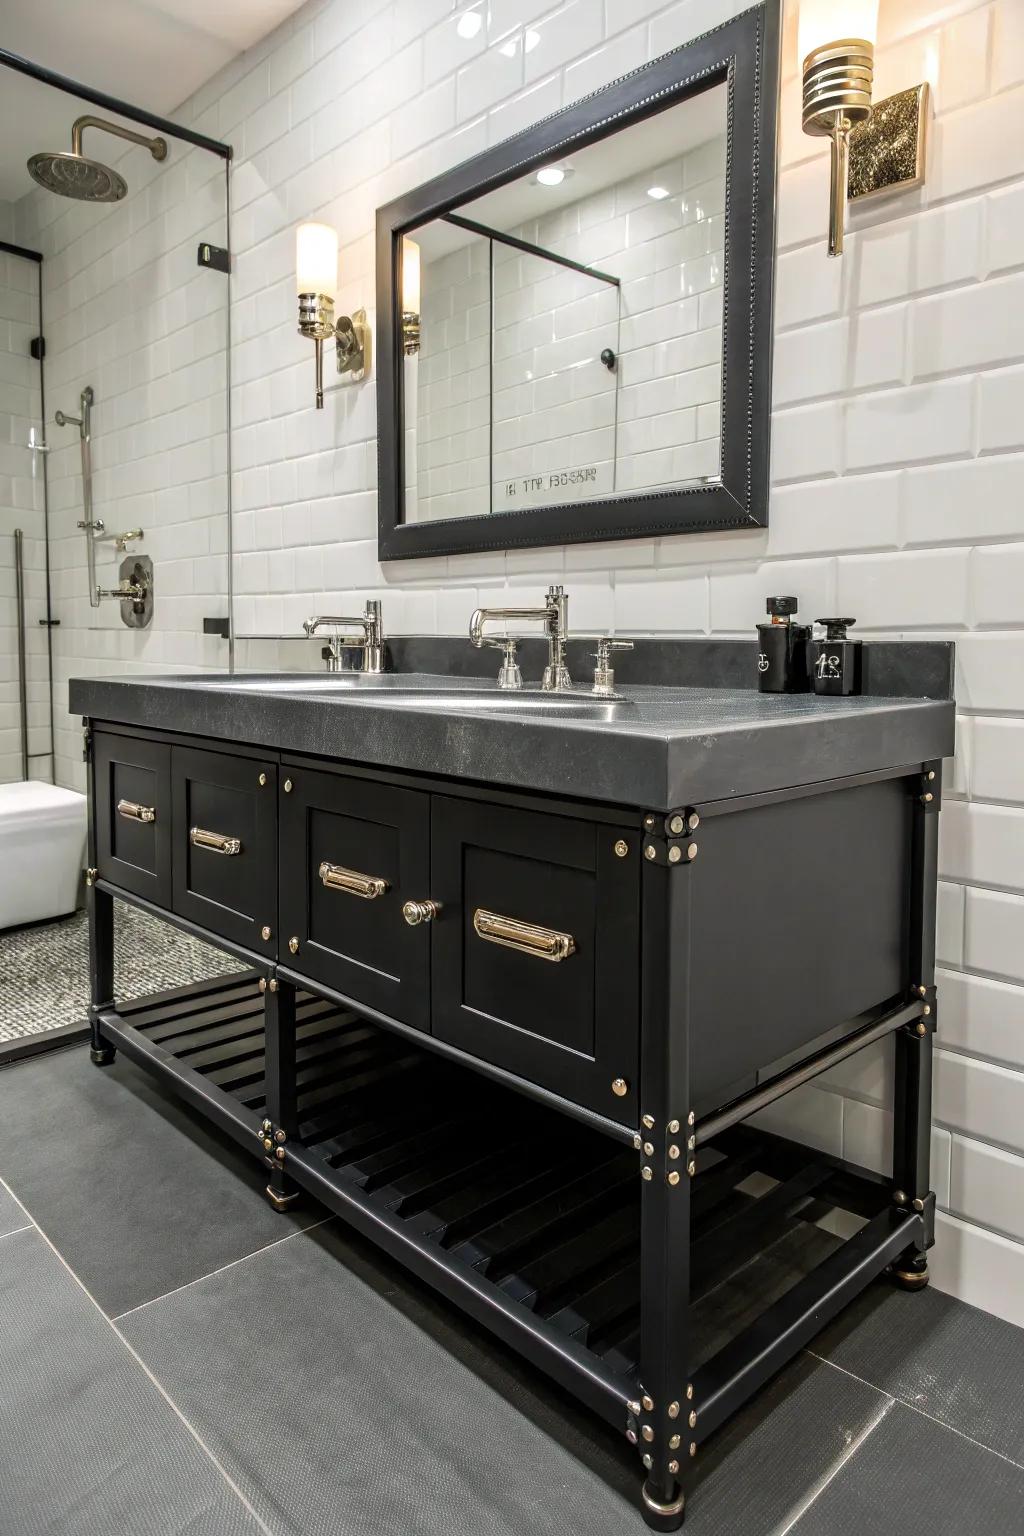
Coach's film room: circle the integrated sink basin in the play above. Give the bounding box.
[194,674,632,717]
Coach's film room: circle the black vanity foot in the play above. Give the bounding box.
[89,1045,116,1066]
[890,1254,929,1291]
[640,1480,685,1531]
[265,1182,300,1213]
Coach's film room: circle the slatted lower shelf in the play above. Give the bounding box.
[103,972,906,1430]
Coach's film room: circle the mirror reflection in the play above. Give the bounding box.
[403,82,727,524]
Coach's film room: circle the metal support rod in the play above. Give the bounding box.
[264,975,299,1206]
[828,120,850,258]
[13,529,28,779]
[695,999,925,1147]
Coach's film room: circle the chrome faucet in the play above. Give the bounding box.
[303,600,384,673]
[469,584,571,691]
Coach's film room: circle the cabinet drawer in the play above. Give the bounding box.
[171,746,277,956]
[430,797,639,1123]
[279,766,429,1028]
[94,732,172,905]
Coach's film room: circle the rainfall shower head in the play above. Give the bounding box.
[28,115,167,202]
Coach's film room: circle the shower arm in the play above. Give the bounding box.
[71,116,167,163]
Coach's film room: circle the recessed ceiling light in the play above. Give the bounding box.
[456,9,483,39]
[535,165,568,187]
[647,185,671,200]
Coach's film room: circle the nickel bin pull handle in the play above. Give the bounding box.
[319,860,389,899]
[190,826,241,856]
[117,798,156,824]
[473,908,576,962]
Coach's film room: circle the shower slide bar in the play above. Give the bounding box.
[53,385,143,607]
[13,529,28,780]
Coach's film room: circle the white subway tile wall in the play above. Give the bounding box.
[11,0,1024,1326]
[0,237,48,784]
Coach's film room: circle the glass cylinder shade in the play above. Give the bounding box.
[296,221,338,300]
[798,0,879,66]
[402,238,421,314]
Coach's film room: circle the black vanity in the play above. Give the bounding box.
[72,635,953,1529]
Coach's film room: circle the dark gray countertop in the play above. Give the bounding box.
[70,668,955,811]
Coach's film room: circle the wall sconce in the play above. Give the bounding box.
[800,0,929,257]
[402,237,420,356]
[296,221,369,407]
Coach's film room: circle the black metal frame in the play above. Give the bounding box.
[375,1,781,560]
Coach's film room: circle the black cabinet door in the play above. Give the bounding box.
[279,766,430,1029]
[171,746,277,956]
[430,797,639,1123]
[94,731,172,905]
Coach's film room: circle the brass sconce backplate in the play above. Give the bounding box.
[849,83,929,202]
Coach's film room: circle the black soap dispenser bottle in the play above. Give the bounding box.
[809,617,862,696]
[756,596,811,693]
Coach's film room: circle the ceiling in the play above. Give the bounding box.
[0,0,306,202]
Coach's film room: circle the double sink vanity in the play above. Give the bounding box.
[70,3,958,1527]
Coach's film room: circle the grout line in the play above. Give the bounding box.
[0,1175,276,1536]
[807,1350,1024,1473]
[0,1223,35,1242]
[111,1214,336,1322]
[770,1393,894,1536]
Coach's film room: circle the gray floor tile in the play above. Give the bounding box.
[790,1399,1024,1535]
[121,1219,892,1536]
[0,1226,264,1536]
[0,1046,324,1316]
[813,1278,1024,1465]
[0,1180,29,1237]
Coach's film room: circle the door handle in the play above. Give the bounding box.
[319,860,389,899]
[117,798,156,824]
[190,826,242,856]
[472,908,576,962]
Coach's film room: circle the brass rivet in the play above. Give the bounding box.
[258,978,267,994]
[284,778,293,793]
[688,812,700,831]
[912,1197,924,1212]
[261,925,272,941]
[667,1171,680,1186]
[688,1410,697,1428]
[275,1130,286,1144]
[642,1395,655,1413]
[687,1161,696,1177]
[918,984,928,996]
[642,1454,652,1470]
[612,1077,629,1097]
[927,770,935,781]
[633,1134,643,1151]
[642,1425,654,1442]
[668,1459,679,1475]
[668,1144,680,1159]
[262,1137,272,1150]
[269,978,279,993]
[669,814,685,835]
[686,1384,693,1401]
[644,815,656,829]
[641,1166,653,1181]
[626,1429,638,1445]
[667,1119,680,1134]
[644,844,657,861]
[643,1141,654,1156]
[922,792,933,804]
[275,1147,285,1160]
[687,842,698,860]
[628,1400,641,1416]
[689,1443,696,1458]
[922,1004,931,1016]
[667,1402,679,1419]
[668,846,682,864]
[669,1434,681,1449]
[262,1119,272,1132]
[893,1190,907,1206]
[614,839,629,858]
[289,937,299,954]
[642,1114,655,1130]
[258,772,267,786]
[687,1111,695,1126]
[917,1022,927,1036]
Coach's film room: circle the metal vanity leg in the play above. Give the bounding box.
[636,818,696,1529]
[262,974,301,1212]
[891,763,941,1290]
[84,718,116,1066]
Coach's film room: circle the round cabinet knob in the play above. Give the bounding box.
[611,1077,629,1097]
[288,936,299,954]
[402,899,439,926]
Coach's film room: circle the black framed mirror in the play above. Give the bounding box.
[376,1,780,562]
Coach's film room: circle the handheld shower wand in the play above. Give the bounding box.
[55,386,143,607]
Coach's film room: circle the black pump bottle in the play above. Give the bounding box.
[756,596,810,693]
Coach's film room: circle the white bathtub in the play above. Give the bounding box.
[0,781,88,930]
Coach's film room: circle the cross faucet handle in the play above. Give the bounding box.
[591,638,633,697]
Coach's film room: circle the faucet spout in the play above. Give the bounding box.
[468,585,571,690]
[303,601,384,673]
